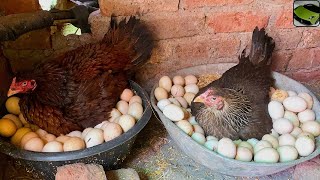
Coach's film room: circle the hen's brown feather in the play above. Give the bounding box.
[17,16,154,136]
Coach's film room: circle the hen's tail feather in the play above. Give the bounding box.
[243,27,275,66]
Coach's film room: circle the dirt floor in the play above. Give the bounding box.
[1,81,320,180]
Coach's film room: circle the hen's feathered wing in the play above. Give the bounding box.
[191,27,275,140]
[20,17,154,135]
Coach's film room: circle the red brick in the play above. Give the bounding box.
[173,37,211,61]
[3,28,51,50]
[298,29,320,48]
[141,11,205,40]
[263,0,292,4]
[271,50,292,72]
[99,0,179,16]
[0,0,40,15]
[287,49,313,70]
[268,29,302,50]
[148,40,173,64]
[312,48,320,67]
[287,69,320,83]
[207,11,269,33]
[275,9,294,29]
[182,0,253,9]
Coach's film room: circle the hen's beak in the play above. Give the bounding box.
[193,96,204,103]
[7,89,19,97]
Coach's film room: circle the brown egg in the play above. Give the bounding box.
[23,137,44,152]
[19,113,28,125]
[2,114,22,128]
[5,97,21,115]
[120,89,134,102]
[171,85,185,97]
[42,134,56,143]
[63,137,86,151]
[36,129,48,137]
[108,109,122,122]
[56,135,71,144]
[159,76,172,92]
[173,76,185,86]
[42,141,63,152]
[67,131,82,138]
[116,100,129,114]
[20,132,39,148]
[184,75,198,85]
[103,122,123,142]
[129,96,142,105]
[154,87,168,101]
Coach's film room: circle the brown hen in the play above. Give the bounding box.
[7,17,154,136]
[191,27,275,140]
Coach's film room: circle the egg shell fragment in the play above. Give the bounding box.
[301,121,320,136]
[173,76,185,86]
[23,137,44,152]
[185,75,198,85]
[284,111,300,127]
[254,140,272,154]
[103,122,123,142]
[204,139,219,151]
[298,109,315,123]
[298,92,313,109]
[262,134,279,149]
[235,147,253,162]
[295,136,315,157]
[159,76,172,92]
[290,127,303,137]
[129,96,142,105]
[163,104,185,121]
[283,96,307,113]
[63,137,85,152]
[109,108,122,122]
[184,93,196,106]
[277,145,298,162]
[176,120,193,135]
[171,85,185,97]
[84,128,104,148]
[118,115,136,132]
[271,89,288,102]
[278,134,296,146]
[128,102,143,120]
[42,141,63,152]
[120,89,134,102]
[191,132,206,145]
[184,84,199,95]
[254,148,279,163]
[116,100,129,115]
[217,138,236,159]
[157,99,171,111]
[268,101,284,119]
[273,118,294,135]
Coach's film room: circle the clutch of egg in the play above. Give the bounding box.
[156,75,320,163]
[1,88,144,152]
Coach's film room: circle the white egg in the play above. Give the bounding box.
[42,141,63,152]
[84,128,104,148]
[172,76,185,86]
[82,128,94,139]
[103,122,123,142]
[159,76,172,92]
[184,84,199,95]
[297,132,315,142]
[298,92,313,109]
[163,104,185,121]
[290,127,303,137]
[301,121,320,136]
[278,134,296,146]
[184,92,196,106]
[108,108,122,122]
[217,138,236,159]
[238,141,254,153]
[191,132,206,145]
[116,100,129,114]
[247,138,259,147]
[262,134,279,148]
[154,87,168,101]
[277,145,298,162]
[175,120,193,135]
[254,140,272,154]
[118,115,136,132]
[128,102,143,120]
[129,96,142,105]
[298,109,316,123]
[273,118,294,134]
[236,147,253,162]
[23,137,44,152]
[271,89,288,102]
[168,98,181,106]
[206,136,218,141]
[184,75,198,85]
[270,129,280,138]
[175,97,188,108]
[67,131,82,138]
[157,99,171,111]
[283,96,307,113]
[171,85,185,97]
[287,91,297,97]
[233,139,242,146]
[120,89,134,102]
[204,139,219,151]
[188,116,198,125]
[284,111,299,127]
[94,121,106,129]
[295,136,315,156]
[254,148,279,163]
[268,101,284,119]
[193,124,204,135]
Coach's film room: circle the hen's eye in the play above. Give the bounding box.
[22,82,27,86]
[212,97,216,101]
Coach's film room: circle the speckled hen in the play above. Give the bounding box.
[191,27,275,140]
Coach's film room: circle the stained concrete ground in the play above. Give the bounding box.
[0,82,319,180]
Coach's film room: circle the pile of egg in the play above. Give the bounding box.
[1,88,144,152]
[155,75,320,163]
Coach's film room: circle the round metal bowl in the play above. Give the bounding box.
[150,64,320,177]
[0,81,152,180]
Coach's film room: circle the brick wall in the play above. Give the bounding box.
[1,0,319,89]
